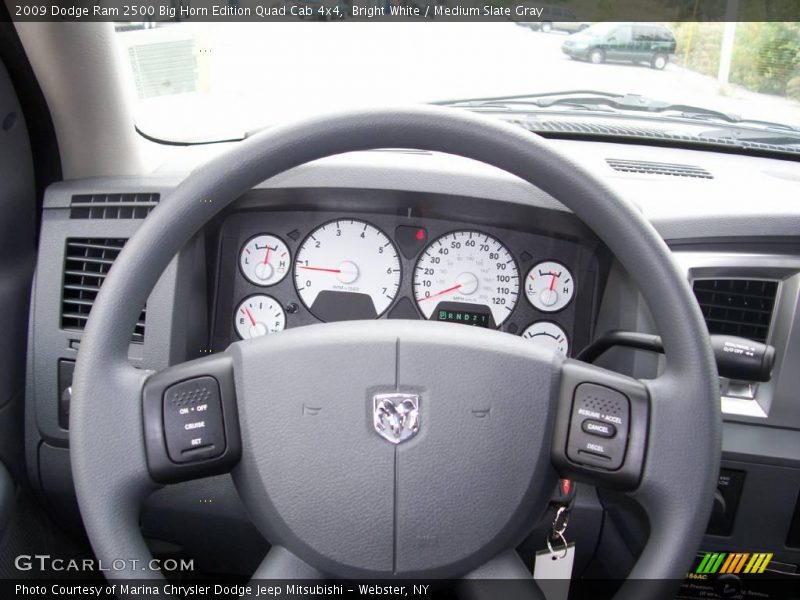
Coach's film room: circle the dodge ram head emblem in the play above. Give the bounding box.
[373,393,421,444]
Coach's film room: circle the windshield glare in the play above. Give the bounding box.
[581,23,618,37]
[115,22,800,143]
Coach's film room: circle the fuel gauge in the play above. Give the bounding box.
[235,295,286,339]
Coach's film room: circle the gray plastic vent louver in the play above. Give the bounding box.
[692,279,778,343]
[61,238,146,343]
[69,193,159,219]
[606,158,713,179]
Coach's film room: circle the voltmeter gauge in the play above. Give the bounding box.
[239,234,291,286]
[525,261,575,312]
[234,295,286,339]
[521,321,569,357]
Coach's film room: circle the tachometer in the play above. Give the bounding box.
[294,219,401,321]
[413,231,519,327]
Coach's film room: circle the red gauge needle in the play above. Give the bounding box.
[262,245,271,265]
[243,308,257,326]
[298,266,342,273]
[419,283,462,302]
[549,273,557,291]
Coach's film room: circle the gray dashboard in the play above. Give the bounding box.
[25,139,800,576]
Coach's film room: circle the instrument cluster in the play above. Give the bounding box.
[214,210,596,358]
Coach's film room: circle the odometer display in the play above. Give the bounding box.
[413,231,519,327]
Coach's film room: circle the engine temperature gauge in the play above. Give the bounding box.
[525,261,574,312]
[240,234,290,286]
[521,321,569,357]
[235,295,286,339]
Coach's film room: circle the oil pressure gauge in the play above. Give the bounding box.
[521,321,569,357]
[525,261,574,312]
[240,234,290,286]
[235,295,286,339]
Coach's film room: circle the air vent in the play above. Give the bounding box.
[606,159,713,179]
[61,238,146,343]
[692,279,778,343]
[510,118,800,158]
[69,193,159,219]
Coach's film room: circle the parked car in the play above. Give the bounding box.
[521,5,591,33]
[561,22,676,69]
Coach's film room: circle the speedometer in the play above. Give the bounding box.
[294,219,401,322]
[413,231,519,327]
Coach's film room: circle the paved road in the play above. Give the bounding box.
[123,22,800,140]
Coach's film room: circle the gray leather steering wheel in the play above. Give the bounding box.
[70,107,721,598]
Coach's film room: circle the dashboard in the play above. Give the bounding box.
[23,141,800,582]
[210,194,607,358]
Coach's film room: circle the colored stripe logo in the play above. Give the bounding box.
[696,552,773,574]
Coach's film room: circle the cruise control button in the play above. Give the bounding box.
[582,418,616,438]
[567,382,630,471]
[163,376,226,463]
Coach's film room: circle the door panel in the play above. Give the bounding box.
[0,40,37,499]
[606,25,633,60]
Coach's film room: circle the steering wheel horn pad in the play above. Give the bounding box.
[231,321,559,578]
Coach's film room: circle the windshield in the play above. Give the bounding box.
[115,22,800,143]
[579,23,618,37]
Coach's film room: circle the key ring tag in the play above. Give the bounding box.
[533,503,576,600]
[534,543,576,600]
[551,506,570,537]
[547,530,570,560]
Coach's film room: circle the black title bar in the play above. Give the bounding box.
[6,0,800,23]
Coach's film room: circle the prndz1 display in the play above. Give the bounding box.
[435,308,491,328]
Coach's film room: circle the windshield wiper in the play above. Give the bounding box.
[435,91,800,134]
[433,89,626,106]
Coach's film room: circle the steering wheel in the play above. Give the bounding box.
[70,107,720,598]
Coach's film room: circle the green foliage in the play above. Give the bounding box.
[673,22,800,100]
[672,22,723,75]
